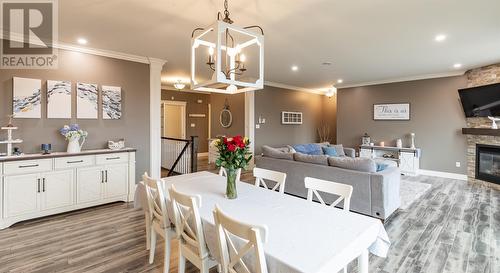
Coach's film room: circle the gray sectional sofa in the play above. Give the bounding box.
[255,144,401,220]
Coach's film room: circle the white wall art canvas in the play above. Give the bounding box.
[77,82,98,119]
[374,103,410,120]
[12,77,42,118]
[102,85,122,119]
[47,80,72,119]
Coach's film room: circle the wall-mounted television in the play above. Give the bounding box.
[458,82,500,117]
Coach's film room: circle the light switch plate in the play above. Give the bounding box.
[255,124,260,129]
[190,123,195,127]
[456,162,461,167]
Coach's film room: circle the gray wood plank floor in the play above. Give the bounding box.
[0,174,498,273]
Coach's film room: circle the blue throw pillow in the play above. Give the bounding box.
[292,144,322,155]
[376,163,389,172]
[322,146,338,157]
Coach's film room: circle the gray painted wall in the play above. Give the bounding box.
[254,86,328,154]
[210,93,245,138]
[337,76,468,174]
[161,90,210,153]
[0,49,150,182]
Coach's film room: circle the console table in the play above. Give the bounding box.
[0,148,136,229]
[359,145,420,176]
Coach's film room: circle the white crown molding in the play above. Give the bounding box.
[61,43,153,64]
[339,71,467,89]
[161,85,211,94]
[264,81,325,95]
[1,31,159,64]
[419,169,467,181]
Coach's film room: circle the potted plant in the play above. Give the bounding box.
[59,124,88,153]
[213,135,252,199]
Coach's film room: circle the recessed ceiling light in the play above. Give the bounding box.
[453,63,462,69]
[77,38,88,45]
[435,34,447,42]
[291,65,298,71]
[337,79,343,84]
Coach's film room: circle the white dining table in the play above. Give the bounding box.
[135,171,390,273]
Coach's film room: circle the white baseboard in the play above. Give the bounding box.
[197,152,209,158]
[418,169,467,181]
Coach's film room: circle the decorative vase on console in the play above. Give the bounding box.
[410,133,416,149]
[212,135,252,199]
[59,124,88,153]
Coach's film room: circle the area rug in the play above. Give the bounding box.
[399,179,432,210]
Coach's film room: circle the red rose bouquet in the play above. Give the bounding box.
[212,135,252,198]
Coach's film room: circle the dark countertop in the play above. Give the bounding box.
[0,148,136,163]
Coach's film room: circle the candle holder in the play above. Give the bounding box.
[41,143,52,155]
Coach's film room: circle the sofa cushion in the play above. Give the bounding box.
[328,157,377,172]
[322,146,339,157]
[292,144,323,155]
[328,144,346,156]
[376,163,389,172]
[293,153,329,165]
[262,145,294,160]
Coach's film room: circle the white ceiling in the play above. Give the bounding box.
[58,0,500,90]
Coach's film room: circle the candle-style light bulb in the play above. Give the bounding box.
[240,54,246,62]
[207,47,215,65]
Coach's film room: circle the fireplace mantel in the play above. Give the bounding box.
[462,128,500,137]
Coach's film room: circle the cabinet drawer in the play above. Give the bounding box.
[55,156,95,170]
[96,153,128,165]
[3,159,53,175]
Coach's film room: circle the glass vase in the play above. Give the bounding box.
[225,168,238,199]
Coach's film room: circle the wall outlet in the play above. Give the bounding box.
[456,161,461,168]
[255,124,260,129]
[190,123,195,127]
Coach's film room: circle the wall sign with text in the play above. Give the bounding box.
[373,103,410,120]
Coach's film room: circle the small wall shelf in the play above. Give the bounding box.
[1,127,23,156]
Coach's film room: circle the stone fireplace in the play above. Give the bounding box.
[463,63,500,190]
[475,144,500,185]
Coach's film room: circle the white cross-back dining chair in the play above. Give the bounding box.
[305,177,354,273]
[169,185,218,273]
[213,205,268,273]
[219,168,242,182]
[253,167,287,194]
[304,177,353,211]
[142,172,176,273]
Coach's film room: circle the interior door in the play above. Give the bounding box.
[76,167,103,204]
[3,174,39,218]
[104,164,129,199]
[41,170,74,211]
[164,103,185,139]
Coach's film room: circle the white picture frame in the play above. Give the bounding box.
[77,82,98,119]
[373,103,410,120]
[12,77,42,119]
[281,111,303,124]
[102,85,122,120]
[47,80,72,119]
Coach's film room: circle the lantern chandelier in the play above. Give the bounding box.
[190,0,264,94]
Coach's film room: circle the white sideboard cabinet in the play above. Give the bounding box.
[359,145,420,176]
[0,148,136,229]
